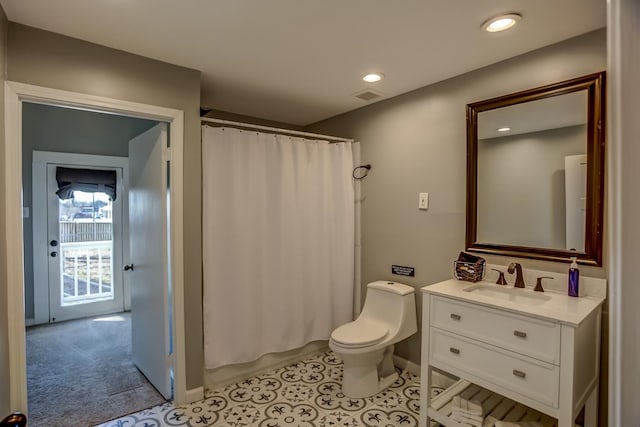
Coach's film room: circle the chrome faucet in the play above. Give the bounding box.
[507,262,526,288]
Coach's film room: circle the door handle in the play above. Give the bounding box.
[50,239,58,247]
[123,264,134,271]
[50,251,57,258]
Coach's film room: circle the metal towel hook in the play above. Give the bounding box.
[352,164,372,180]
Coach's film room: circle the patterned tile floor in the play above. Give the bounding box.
[96,350,424,427]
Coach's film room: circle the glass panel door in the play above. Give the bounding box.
[48,165,124,322]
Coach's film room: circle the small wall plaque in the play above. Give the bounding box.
[391,265,415,277]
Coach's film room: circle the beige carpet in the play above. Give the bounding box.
[26,312,167,426]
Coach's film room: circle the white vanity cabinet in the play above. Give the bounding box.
[419,277,605,427]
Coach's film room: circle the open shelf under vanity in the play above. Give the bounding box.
[429,379,564,427]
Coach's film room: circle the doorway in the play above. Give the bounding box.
[4,82,190,415]
[24,106,171,424]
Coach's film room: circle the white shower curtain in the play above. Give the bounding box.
[202,126,355,369]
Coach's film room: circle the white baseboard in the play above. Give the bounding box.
[392,355,458,389]
[392,354,421,377]
[183,386,204,404]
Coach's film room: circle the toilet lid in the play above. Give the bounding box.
[331,319,388,348]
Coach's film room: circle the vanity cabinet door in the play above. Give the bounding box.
[430,328,560,408]
[430,296,561,364]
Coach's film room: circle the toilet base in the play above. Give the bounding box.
[336,345,398,398]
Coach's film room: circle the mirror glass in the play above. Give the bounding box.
[466,72,605,265]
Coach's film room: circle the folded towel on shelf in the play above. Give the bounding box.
[451,409,483,421]
[450,409,483,427]
[450,395,485,427]
[492,421,545,427]
[451,395,484,415]
[482,416,499,427]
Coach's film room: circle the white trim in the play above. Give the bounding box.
[352,141,362,318]
[32,151,129,325]
[168,110,188,405]
[4,81,189,411]
[185,386,204,404]
[31,154,47,324]
[607,1,622,426]
[392,354,421,377]
[5,82,27,411]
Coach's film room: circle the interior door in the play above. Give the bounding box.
[127,123,173,399]
[47,164,125,323]
[565,154,587,251]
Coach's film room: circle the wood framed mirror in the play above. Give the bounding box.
[466,72,605,266]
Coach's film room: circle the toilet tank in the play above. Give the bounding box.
[359,281,416,335]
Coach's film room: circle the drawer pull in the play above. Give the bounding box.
[449,347,460,355]
[450,313,461,321]
[513,369,526,378]
[513,330,527,338]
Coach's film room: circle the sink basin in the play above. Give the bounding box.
[463,283,552,306]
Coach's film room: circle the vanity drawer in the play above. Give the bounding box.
[430,327,559,408]
[430,296,560,364]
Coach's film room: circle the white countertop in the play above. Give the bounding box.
[422,278,605,326]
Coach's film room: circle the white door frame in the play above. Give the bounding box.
[32,151,130,325]
[4,81,188,411]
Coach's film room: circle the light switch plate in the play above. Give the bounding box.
[419,192,429,210]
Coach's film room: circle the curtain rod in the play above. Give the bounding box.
[201,117,354,143]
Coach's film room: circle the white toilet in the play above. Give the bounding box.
[329,280,417,398]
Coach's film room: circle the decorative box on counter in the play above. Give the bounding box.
[453,252,486,283]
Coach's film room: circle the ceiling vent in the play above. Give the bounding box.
[353,89,383,101]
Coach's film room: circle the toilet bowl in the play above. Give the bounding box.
[329,280,417,398]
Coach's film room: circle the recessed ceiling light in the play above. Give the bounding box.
[497,127,511,132]
[483,13,521,33]
[362,73,384,83]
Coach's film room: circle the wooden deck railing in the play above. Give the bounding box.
[60,241,113,305]
[59,221,112,243]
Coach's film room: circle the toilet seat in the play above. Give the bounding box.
[331,319,388,348]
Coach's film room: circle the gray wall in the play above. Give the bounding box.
[0,3,9,418]
[7,23,203,390]
[203,108,305,131]
[477,125,586,249]
[309,29,606,368]
[21,102,157,320]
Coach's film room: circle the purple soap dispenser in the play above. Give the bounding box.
[568,257,580,297]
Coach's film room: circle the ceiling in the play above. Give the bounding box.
[479,91,588,139]
[0,1,605,126]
